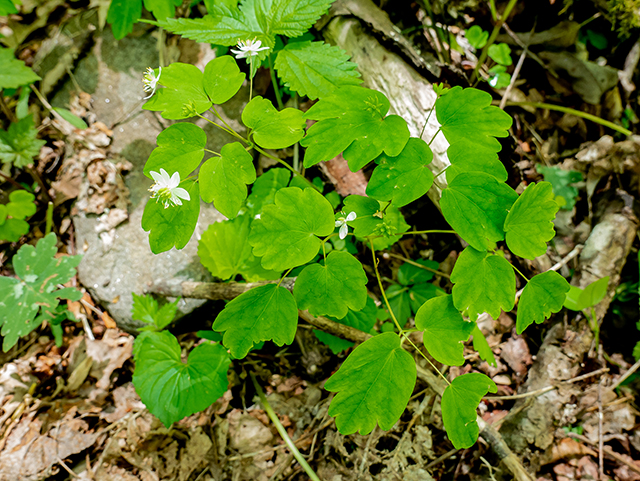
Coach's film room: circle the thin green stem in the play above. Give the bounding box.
[590,307,600,346]
[470,0,519,83]
[509,261,529,283]
[434,167,448,179]
[249,58,254,101]
[419,102,436,139]
[253,145,316,188]
[276,268,293,287]
[506,101,632,137]
[396,229,456,237]
[403,334,451,386]
[198,112,250,145]
[250,373,322,481]
[386,252,451,279]
[268,54,284,110]
[204,148,221,156]
[0,93,16,124]
[427,127,441,147]
[45,202,54,235]
[369,239,405,334]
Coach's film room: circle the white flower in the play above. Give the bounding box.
[148,168,190,208]
[230,38,270,59]
[142,67,161,99]
[335,211,357,239]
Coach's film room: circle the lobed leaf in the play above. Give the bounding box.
[415,294,475,366]
[246,167,291,216]
[0,115,46,168]
[141,181,201,254]
[516,270,570,334]
[203,55,246,104]
[242,96,305,149]
[504,182,559,259]
[0,233,82,351]
[274,40,361,100]
[144,123,206,180]
[471,325,496,366]
[267,0,335,37]
[367,138,434,208]
[537,165,582,210]
[107,0,142,40]
[445,139,508,183]
[564,276,609,311]
[342,195,409,250]
[143,0,183,21]
[132,293,179,331]
[294,251,367,318]
[435,86,512,150]
[198,215,279,281]
[143,63,212,120]
[0,190,36,242]
[441,172,517,251]
[199,142,256,219]
[397,259,438,286]
[213,284,298,358]
[451,246,515,321]
[325,332,416,435]
[249,187,334,271]
[133,331,230,426]
[0,47,41,90]
[301,86,410,171]
[441,373,497,449]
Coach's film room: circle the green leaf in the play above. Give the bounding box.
[213,284,298,358]
[451,246,515,321]
[301,86,410,171]
[445,140,508,183]
[294,251,367,318]
[329,296,377,333]
[488,43,512,66]
[199,142,256,219]
[313,330,354,354]
[386,284,412,325]
[409,283,444,312]
[274,41,361,100]
[343,195,409,250]
[142,181,200,254]
[537,165,582,210]
[156,12,274,49]
[0,219,30,242]
[471,325,496,367]
[249,187,334,271]
[143,0,182,20]
[564,276,609,311]
[5,190,36,219]
[441,373,497,449]
[487,65,511,89]
[367,138,434,208]
[267,0,334,37]
[325,332,416,435]
[441,173,518,251]
[0,115,46,168]
[107,0,142,40]
[0,47,41,89]
[435,87,512,150]
[466,25,488,49]
[0,0,18,15]
[504,182,559,259]
[242,96,305,149]
[53,108,88,129]
[203,55,246,104]
[198,215,279,281]
[133,331,230,427]
[143,64,212,120]
[144,123,206,180]
[0,233,82,351]
[246,167,291,216]
[397,259,438,286]
[516,270,570,334]
[132,293,179,331]
[415,294,474,366]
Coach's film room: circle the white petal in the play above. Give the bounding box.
[159,168,171,183]
[169,171,181,188]
[346,211,357,221]
[339,223,348,240]
[256,46,270,52]
[173,187,190,201]
[150,170,164,183]
[172,195,183,206]
[335,220,343,228]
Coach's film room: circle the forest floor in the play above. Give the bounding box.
[1,0,640,480]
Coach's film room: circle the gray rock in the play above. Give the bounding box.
[67,26,249,332]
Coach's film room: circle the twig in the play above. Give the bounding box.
[486,367,609,401]
[425,447,459,470]
[358,426,375,476]
[608,357,640,392]
[598,375,604,479]
[499,47,527,110]
[568,432,640,475]
[0,93,17,123]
